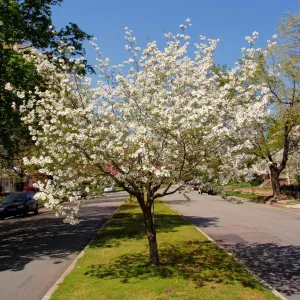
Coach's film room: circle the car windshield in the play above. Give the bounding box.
[3,193,26,203]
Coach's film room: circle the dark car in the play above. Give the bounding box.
[0,191,39,220]
[198,185,216,195]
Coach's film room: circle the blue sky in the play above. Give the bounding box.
[52,0,299,69]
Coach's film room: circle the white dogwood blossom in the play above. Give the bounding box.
[9,24,271,229]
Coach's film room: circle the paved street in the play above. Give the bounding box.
[164,191,300,300]
[0,192,125,300]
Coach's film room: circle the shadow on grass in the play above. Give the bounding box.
[90,204,219,249]
[86,205,261,290]
[85,240,261,290]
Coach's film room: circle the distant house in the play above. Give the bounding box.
[262,161,300,187]
[0,173,15,193]
[0,167,46,194]
[0,169,24,194]
[262,171,289,187]
[261,125,300,187]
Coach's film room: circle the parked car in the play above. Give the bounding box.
[104,186,116,193]
[198,184,216,195]
[73,189,88,199]
[0,191,38,220]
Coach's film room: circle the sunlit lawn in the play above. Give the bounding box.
[51,201,278,300]
[225,191,266,202]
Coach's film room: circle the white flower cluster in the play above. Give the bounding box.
[9,21,272,223]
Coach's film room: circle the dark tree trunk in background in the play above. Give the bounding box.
[267,122,290,199]
[270,165,281,198]
[15,181,25,192]
[15,171,25,192]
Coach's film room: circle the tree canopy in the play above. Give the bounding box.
[0,0,91,177]
[10,22,271,264]
[236,11,300,196]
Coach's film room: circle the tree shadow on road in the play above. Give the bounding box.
[224,242,300,297]
[184,215,220,228]
[0,203,120,272]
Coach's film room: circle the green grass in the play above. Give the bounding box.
[38,199,47,207]
[51,201,277,300]
[225,182,253,190]
[225,191,266,202]
[225,184,272,191]
[287,199,300,205]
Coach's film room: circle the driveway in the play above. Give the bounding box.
[0,191,126,300]
[164,191,300,300]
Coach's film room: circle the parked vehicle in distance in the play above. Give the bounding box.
[73,189,88,199]
[198,184,216,195]
[104,186,116,193]
[0,191,39,220]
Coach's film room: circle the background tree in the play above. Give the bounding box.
[239,12,300,198]
[0,0,91,188]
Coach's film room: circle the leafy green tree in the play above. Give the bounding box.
[0,0,91,187]
[246,12,300,197]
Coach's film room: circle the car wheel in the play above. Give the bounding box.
[34,205,39,215]
[23,207,29,217]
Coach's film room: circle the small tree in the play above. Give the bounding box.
[10,21,270,265]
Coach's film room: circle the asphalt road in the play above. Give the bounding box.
[164,191,300,300]
[0,191,126,300]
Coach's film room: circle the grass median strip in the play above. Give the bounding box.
[51,200,278,300]
[225,191,266,202]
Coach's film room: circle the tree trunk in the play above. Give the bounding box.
[15,181,25,192]
[142,205,159,266]
[270,165,281,197]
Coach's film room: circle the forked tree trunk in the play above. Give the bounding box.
[142,204,159,266]
[270,165,281,198]
[267,122,290,199]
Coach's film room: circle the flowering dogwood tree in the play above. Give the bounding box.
[9,20,270,265]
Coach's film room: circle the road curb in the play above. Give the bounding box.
[164,202,287,300]
[41,205,121,300]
